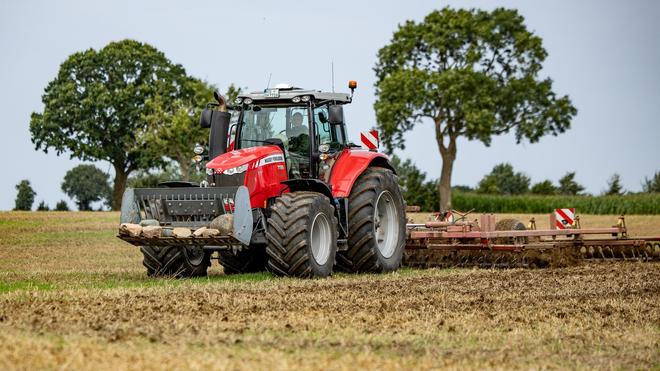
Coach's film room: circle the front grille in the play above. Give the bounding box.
[213,173,245,187]
[133,187,239,228]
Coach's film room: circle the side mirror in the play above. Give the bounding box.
[200,108,213,128]
[328,105,344,125]
[318,111,328,124]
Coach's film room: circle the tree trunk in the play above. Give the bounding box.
[179,158,190,182]
[436,134,457,212]
[111,165,129,211]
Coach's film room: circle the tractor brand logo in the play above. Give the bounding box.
[257,154,285,167]
[554,208,575,229]
[360,130,379,150]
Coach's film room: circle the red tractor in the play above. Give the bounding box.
[118,82,406,278]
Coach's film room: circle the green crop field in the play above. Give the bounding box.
[0,211,659,370]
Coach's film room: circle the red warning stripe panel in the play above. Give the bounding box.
[360,130,379,150]
[555,208,573,225]
[555,220,566,229]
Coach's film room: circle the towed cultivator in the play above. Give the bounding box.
[404,211,660,268]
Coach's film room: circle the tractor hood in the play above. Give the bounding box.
[206,145,283,174]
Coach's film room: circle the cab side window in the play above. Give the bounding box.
[314,106,333,146]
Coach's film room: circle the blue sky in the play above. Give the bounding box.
[1,0,659,210]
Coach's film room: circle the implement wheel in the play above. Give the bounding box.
[140,245,210,278]
[219,248,268,275]
[336,167,406,273]
[266,192,338,278]
[495,218,528,245]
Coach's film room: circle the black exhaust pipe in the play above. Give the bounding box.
[208,111,230,160]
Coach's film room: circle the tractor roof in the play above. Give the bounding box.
[237,84,351,104]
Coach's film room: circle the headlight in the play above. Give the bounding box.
[206,168,215,176]
[193,143,204,155]
[301,95,311,102]
[318,144,330,153]
[243,98,253,105]
[222,164,248,175]
[234,97,243,104]
[292,96,301,103]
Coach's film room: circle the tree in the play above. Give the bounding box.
[127,164,181,189]
[30,39,191,210]
[642,171,660,193]
[452,185,474,193]
[36,201,50,211]
[604,173,624,196]
[530,180,558,195]
[142,82,241,181]
[55,200,70,211]
[14,180,36,211]
[476,163,530,195]
[558,172,585,196]
[374,7,576,210]
[390,155,438,211]
[61,165,112,211]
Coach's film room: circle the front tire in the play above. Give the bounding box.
[140,245,210,277]
[336,167,406,273]
[266,192,338,278]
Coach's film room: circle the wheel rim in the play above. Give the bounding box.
[310,212,332,265]
[183,246,205,266]
[374,191,399,259]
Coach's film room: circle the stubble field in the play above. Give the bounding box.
[0,211,658,370]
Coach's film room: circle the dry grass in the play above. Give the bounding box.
[0,211,659,370]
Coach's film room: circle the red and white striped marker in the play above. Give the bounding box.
[360,130,379,150]
[554,208,575,229]
[228,125,236,151]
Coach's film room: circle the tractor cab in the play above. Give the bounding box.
[230,84,352,180]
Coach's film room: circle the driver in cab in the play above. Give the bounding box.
[289,112,308,138]
[287,112,310,177]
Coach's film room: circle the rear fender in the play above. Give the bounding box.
[328,149,396,198]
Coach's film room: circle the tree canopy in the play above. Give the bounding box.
[374,7,576,210]
[530,180,558,195]
[476,163,530,195]
[558,172,585,196]
[390,155,438,211]
[604,173,624,196]
[642,171,660,193]
[55,200,70,211]
[142,82,242,181]
[30,39,191,210]
[61,165,112,211]
[14,180,36,211]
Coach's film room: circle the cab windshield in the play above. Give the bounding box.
[235,103,346,178]
[237,105,309,149]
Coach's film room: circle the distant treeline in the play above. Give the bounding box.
[453,191,660,215]
[392,156,660,215]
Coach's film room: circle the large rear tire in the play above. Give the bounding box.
[140,245,210,277]
[266,192,338,278]
[219,247,268,275]
[336,167,406,273]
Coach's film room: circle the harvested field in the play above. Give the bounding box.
[0,211,659,370]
